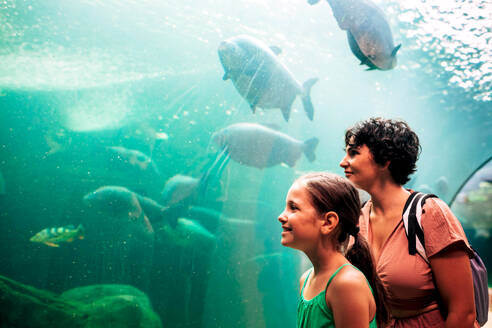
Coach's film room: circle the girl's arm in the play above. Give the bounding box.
[327,269,374,328]
[429,242,476,328]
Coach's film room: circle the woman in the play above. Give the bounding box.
[278,172,389,327]
[339,117,478,327]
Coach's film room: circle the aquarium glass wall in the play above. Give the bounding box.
[0,0,490,327]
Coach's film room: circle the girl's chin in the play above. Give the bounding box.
[280,238,292,247]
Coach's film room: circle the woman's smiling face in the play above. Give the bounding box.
[339,141,384,191]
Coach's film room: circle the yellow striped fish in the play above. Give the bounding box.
[30,224,85,247]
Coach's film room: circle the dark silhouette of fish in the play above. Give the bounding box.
[309,0,401,70]
[218,35,318,121]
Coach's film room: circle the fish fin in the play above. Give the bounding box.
[45,242,59,247]
[250,104,257,113]
[269,46,282,56]
[365,66,378,71]
[347,31,367,63]
[222,71,229,80]
[66,238,74,242]
[143,215,154,233]
[280,105,292,122]
[284,155,299,167]
[307,0,321,4]
[391,44,402,57]
[303,137,319,162]
[198,147,230,197]
[301,78,318,121]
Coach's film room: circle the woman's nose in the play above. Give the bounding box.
[339,155,348,168]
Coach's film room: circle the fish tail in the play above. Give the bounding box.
[303,137,319,162]
[301,78,318,121]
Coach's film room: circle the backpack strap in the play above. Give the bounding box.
[402,192,438,263]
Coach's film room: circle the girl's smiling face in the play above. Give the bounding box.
[278,181,323,251]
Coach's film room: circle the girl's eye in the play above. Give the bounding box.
[288,202,298,210]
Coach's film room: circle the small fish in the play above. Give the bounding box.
[30,224,85,247]
[161,174,200,207]
[106,146,160,176]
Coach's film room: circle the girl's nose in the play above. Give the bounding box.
[278,212,287,223]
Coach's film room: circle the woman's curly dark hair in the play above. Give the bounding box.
[344,117,420,185]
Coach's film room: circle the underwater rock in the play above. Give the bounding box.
[212,123,319,168]
[218,35,318,121]
[61,284,162,328]
[0,275,162,328]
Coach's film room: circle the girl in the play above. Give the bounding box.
[339,117,477,327]
[278,172,389,327]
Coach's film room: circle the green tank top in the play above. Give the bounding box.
[297,263,378,328]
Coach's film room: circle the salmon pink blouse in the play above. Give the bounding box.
[359,197,474,315]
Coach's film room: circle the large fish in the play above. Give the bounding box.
[83,186,157,230]
[309,0,401,70]
[30,224,85,247]
[211,123,318,168]
[83,185,176,228]
[218,35,318,121]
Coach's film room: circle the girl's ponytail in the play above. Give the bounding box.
[346,234,390,328]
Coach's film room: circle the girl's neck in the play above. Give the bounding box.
[305,246,347,275]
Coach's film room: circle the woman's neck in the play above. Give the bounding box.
[368,181,410,215]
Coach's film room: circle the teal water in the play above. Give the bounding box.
[0,0,490,327]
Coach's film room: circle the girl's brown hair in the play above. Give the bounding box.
[297,172,390,327]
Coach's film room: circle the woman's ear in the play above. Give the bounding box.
[320,211,339,235]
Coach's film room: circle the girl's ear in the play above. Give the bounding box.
[320,211,339,235]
